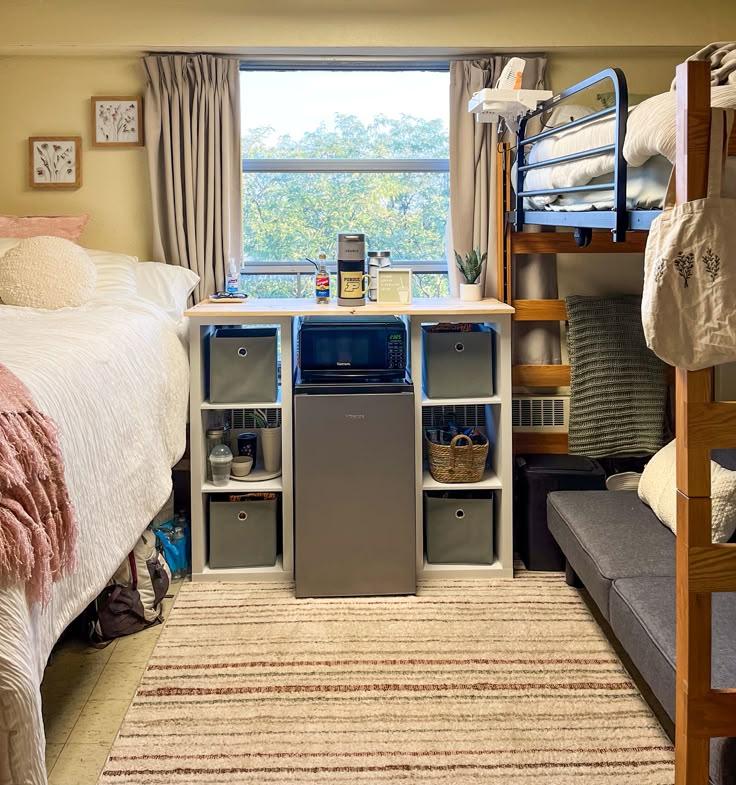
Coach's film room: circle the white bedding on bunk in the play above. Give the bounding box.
[520,85,736,208]
[0,294,188,785]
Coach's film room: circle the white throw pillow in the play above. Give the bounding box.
[638,439,736,542]
[0,236,96,309]
[135,262,199,322]
[0,238,21,257]
[85,248,138,296]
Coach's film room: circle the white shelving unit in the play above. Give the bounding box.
[187,298,514,583]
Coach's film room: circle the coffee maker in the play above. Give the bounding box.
[337,233,369,307]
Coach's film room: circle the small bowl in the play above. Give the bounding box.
[231,456,253,477]
[606,471,642,492]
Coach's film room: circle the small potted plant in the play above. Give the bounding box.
[454,248,487,301]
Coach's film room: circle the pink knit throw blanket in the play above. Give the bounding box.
[0,364,77,605]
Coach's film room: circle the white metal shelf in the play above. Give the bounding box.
[421,559,512,579]
[194,556,292,582]
[201,389,282,410]
[422,469,501,491]
[421,392,501,407]
[202,475,283,494]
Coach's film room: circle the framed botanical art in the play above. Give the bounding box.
[91,96,143,147]
[28,137,82,189]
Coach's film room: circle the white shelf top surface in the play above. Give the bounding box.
[422,468,501,491]
[187,296,514,320]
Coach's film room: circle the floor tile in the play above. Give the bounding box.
[45,743,64,773]
[88,661,146,702]
[42,659,106,705]
[42,695,88,746]
[64,699,130,746]
[106,627,160,665]
[48,742,112,785]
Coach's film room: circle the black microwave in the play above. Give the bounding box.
[297,316,407,381]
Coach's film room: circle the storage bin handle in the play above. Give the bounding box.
[455,509,465,519]
[454,341,465,352]
[238,511,248,521]
[237,347,248,358]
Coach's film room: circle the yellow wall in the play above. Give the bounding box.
[0,0,730,53]
[1,0,733,258]
[0,57,151,258]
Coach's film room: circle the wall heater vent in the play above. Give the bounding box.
[512,396,569,431]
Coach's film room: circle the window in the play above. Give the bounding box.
[240,66,450,297]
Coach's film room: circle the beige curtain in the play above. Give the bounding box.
[449,57,560,365]
[143,54,242,302]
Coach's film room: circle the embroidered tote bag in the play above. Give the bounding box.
[642,108,736,371]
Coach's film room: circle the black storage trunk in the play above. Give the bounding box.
[514,454,606,571]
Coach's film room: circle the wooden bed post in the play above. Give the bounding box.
[674,59,736,785]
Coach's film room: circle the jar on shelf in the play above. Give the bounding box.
[206,427,227,479]
[368,250,391,302]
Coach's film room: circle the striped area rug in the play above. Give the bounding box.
[99,572,674,784]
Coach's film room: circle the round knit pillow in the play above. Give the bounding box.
[0,235,96,309]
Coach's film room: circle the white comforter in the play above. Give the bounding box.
[521,85,736,207]
[0,295,188,785]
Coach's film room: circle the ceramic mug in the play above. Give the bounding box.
[237,432,258,459]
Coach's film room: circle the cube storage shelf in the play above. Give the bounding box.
[187,299,513,582]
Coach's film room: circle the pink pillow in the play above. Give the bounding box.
[0,214,89,242]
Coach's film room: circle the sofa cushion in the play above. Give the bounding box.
[547,491,675,620]
[610,577,736,785]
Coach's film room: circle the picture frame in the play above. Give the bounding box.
[376,268,412,305]
[28,136,82,189]
[91,96,143,147]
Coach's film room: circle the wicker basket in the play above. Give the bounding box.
[425,433,489,484]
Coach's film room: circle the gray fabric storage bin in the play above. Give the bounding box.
[425,494,494,564]
[422,326,494,399]
[209,496,278,568]
[208,327,278,403]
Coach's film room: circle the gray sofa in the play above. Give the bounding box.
[547,481,736,785]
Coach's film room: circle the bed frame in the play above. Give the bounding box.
[500,63,736,455]
[504,59,736,784]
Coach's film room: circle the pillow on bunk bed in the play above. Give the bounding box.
[625,85,736,166]
[0,235,96,309]
[638,439,736,543]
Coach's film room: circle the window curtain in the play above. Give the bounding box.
[143,54,242,302]
[449,57,561,366]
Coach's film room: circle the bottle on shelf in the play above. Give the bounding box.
[226,258,239,294]
[315,252,330,304]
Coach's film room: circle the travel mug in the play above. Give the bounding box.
[237,432,258,460]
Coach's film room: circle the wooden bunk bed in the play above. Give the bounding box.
[501,59,736,784]
[498,64,736,455]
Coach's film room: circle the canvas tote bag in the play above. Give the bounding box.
[642,108,736,371]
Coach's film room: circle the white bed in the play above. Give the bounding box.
[0,292,188,785]
[517,85,736,210]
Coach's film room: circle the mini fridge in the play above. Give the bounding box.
[294,376,416,598]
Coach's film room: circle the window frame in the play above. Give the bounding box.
[240,60,450,275]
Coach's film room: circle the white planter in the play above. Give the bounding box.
[459,283,483,302]
[258,426,282,472]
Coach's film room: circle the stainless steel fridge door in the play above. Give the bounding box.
[294,391,416,597]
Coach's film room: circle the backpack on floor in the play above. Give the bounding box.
[89,529,171,642]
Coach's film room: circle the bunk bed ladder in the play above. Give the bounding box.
[675,60,736,785]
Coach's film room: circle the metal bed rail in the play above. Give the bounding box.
[514,68,632,243]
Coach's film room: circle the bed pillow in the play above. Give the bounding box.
[0,238,20,257]
[0,214,89,242]
[135,262,199,321]
[625,85,736,166]
[0,236,96,309]
[638,439,736,542]
[85,248,138,296]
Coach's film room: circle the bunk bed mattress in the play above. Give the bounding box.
[0,295,189,785]
[518,85,736,209]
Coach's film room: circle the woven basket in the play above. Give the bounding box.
[425,433,489,484]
